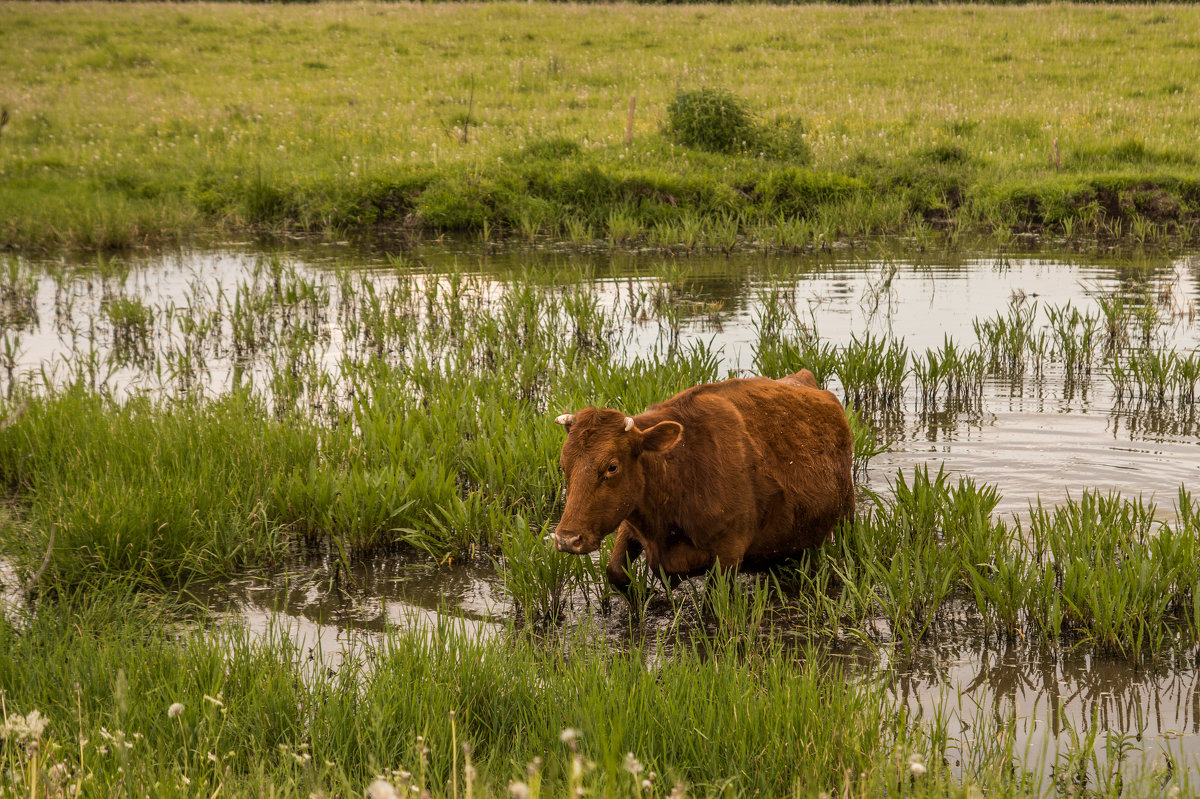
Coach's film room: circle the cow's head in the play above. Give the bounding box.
[552,407,682,554]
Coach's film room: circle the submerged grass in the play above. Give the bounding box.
[4,4,1200,250]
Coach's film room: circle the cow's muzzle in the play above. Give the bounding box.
[551,528,596,554]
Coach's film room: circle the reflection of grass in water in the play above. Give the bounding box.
[7,5,1200,248]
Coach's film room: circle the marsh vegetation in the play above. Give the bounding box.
[0,243,1197,797]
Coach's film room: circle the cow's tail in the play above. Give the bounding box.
[776,369,819,389]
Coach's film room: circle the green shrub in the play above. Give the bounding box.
[666,87,758,155]
[668,89,812,164]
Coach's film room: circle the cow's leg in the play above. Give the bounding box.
[605,523,645,591]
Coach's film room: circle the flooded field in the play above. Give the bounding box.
[3,242,1200,790]
[4,244,1197,506]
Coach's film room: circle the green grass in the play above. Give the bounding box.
[3,3,1200,250]
[1,590,1195,799]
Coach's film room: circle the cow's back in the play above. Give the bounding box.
[648,377,854,555]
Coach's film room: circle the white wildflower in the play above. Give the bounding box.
[623,752,643,775]
[509,781,530,799]
[367,779,398,799]
[0,710,49,743]
[907,753,926,778]
[559,727,582,745]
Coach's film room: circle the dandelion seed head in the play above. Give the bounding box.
[367,779,398,799]
[168,703,184,719]
[0,710,49,743]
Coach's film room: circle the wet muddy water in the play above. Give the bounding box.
[6,243,1200,777]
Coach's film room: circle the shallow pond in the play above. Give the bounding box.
[5,241,1200,782]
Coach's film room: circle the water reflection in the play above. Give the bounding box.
[187,549,506,668]
[880,604,1200,781]
[7,245,1198,514]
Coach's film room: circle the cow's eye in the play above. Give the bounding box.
[605,462,619,475]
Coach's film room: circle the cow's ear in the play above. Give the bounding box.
[640,421,682,454]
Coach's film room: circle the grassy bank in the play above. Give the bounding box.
[3,3,1200,250]
[0,591,1193,799]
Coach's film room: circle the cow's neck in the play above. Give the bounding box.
[629,452,678,537]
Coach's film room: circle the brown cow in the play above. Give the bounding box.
[552,369,855,588]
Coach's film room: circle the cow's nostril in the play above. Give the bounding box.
[553,530,584,552]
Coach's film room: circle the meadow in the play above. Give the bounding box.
[3,3,1200,250]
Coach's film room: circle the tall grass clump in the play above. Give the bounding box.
[496,514,604,625]
[0,390,309,589]
[1046,302,1101,378]
[793,466,1200,657]
[835,333,908,410]
[666,88,812,164]
[666,88,758,156]
[1023,490,1200,654]
[913,335,985,408]
[973,298,1046,376]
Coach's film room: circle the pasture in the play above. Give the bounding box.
[2,3,1200,249]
